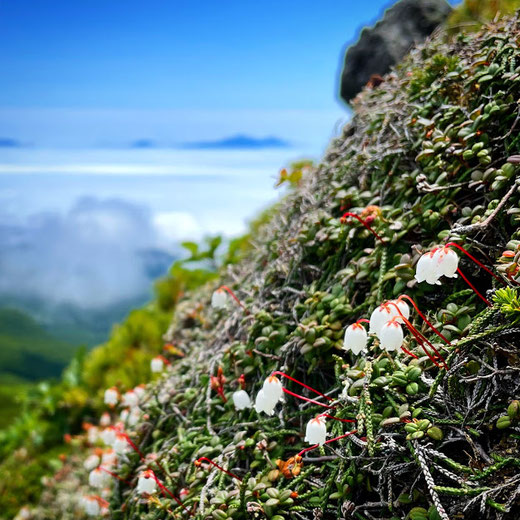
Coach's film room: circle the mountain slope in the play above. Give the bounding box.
[26,13,520,520]
[0,308,75,381]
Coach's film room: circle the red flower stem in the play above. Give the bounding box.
[88,495,110,508]
[150,471,192,515]
[217,386,228,403]
[340,212,384,242]
[98,466,131,486]
[456,268,491,306]
[282,387,335,409]
[400,346,419,359]
[195,457,242,481]
[157,355,171,365]
[297,430,358,457]
[397,295,451,345]
[318,413,355,423]
[271,371,333,401]
[387,304,447,370]
[446,242,503,284]
[121,433,146,461]
[218,285,249,314]
[356,318,370,325]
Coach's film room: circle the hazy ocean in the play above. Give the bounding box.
[0,147,308,237]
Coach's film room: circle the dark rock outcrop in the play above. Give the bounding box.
[339,0,452,104]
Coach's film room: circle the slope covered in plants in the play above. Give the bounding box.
[24,12,520,520]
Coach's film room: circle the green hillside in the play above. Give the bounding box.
[0,307,76,381]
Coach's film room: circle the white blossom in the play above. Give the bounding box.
[232,390,252,410]
[99,413,111,427]
[103,387,119,407]
[137,471,157,495]
[415,252,441,285]
[304,416,327,445]
[88,468,110,489]
[262,375,283,403]
[100,427,117,447]
[434,247,459,278]
[369,304,394,336]
[343,323,368,355]
[254,389,277,415]
[211,289,228,309]
[113,434,129,455]
[122,390,139,409]
[151,356,164,373]
[379,321,404,352]
[84,454,101,471]
[81,496,101,517]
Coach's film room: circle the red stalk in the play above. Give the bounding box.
[356,318,370,325]
[271,371,333,401]
[149,470,192,514]
[446,242,503,284]
[297,430,358,457]
[340,212,384,242]
[194,457,242,481]
[456,268,491,306]
[387,304,447,370]
[397,295,451,345]
[87,495,110,508]
[98,466,131,486]
[282,388,335,409]
[400,346,419,359]
[120,432,145,461]
[218,285,249,314]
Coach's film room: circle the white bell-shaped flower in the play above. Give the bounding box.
[304,416,327,446]
[343,323,368,355]
[262,375,283,403]
[134,385,146,400]
[113,433,129,455]
[87,426,100,445]
[84,454,101,471]
[101,450,117,467]
[379,321,404,352]
[392,299,410,322]
[88,468,110,489]
[415,253,441,285]
[137,471,157,495]
[81,496,101,516]
[254,389,277,415]
[435,247,459,278]
[211,289,228,309]
[122,390,139,409]
[151,356,165,373]
[14,507,31,520]
[127,407,141,427]
[100,427,117,447]
[104,387,119,407]
[99,412,111,427]
[232,390,252,410]
[369,304,393,336]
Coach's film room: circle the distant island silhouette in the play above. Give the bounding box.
[181,134,291,150]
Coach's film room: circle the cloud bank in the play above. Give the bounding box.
[0,197,181,309]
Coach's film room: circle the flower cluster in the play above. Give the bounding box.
[415,246,458,285]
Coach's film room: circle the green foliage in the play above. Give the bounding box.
[493,287,520,323]
[275,159,314,188]
[448,0,520,32]
[0,307,76,381]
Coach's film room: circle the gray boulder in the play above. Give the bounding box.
[339,0,452,104]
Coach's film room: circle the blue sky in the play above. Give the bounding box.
[0,0,459,147]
